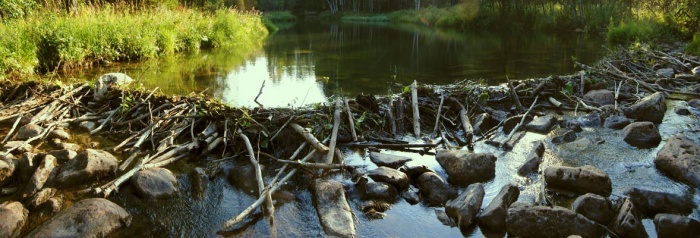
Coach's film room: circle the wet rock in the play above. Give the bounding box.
[398,164,434,179]
[54,149,118,188]
[228,164,262,195]
[531,140,545,157]
[445,183,485,232]
[654,213,700,238]
[517,141,545,176]
[313,180,355,238]
[506,203,605,238]
[560,116,583,132]
[623,187,694,217]
[622,92,666,123]
[367,166,410,191]
[131,168,179,199]
[0,201,28,238]
[28,187,57,209]
[473,113,499,136]
[604,114,631,129]
[503,115,532,134]
[689,99,700,109]
[675,105,691,115]
[45,197,62,214]
[578,111,602,127]
[25,198,131,238]
[48,128,71,141]
[544,165,612,196]
[583,89,615,106]
[622,122,661,148]
[571,193,613,225]
[435,150,496,186]
[477,184,520,231]
[416,172,456,206]
[362,181,398,201]
[551,130,577,144]
[18,152,38,182]
[42,149,77,162]
[435,209,456,227]
[189,167,208,199]
[657,68,674,78]
[3,141,32,154]
[524,115,557,134]
[79,121,97,132]
[0,154,15,186]
[15,123,43,140]
[22,155,56,198]
[610,198,648,238]
[369,152,412,169]
[655,134,700,188]
[400,186,420,204]
[94,73,133,101]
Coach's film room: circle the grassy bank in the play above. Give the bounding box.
[0,6,268,81]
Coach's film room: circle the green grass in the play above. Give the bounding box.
[341,14,390,23]
[0,7,268,80]
[687,32,700,55]
[262,11,297,22]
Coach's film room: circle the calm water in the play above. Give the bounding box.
[69,21,606,107]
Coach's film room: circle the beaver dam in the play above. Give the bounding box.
[1,45,700,237]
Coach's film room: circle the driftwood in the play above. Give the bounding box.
[324,98,342,164]
[290,123,329,153]
[410,80,421,137]
[431,91,445,137]
[343,98,357,141]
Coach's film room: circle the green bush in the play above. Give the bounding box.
[263,11,296,22]
[606,20,656,44]
[0,0,35,20]
[686,33,700,55]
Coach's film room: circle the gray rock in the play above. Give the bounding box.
[517,141,545,176]
[477,184,520,231]
[473,113,499,136]
[503,115,532,134]
[572,193,613,225]
[42,149,77,162]
[435,209,457,227]
[3,141,32,154]
[531,140,546,158]
[0,201,28,238]
[435,150,496,186]
[45,197,62,214]
[228,163,262,195]
[28,187,57,209]
[25,198,131,238]
[22,155,56,198]
[552,130,577,144]
[18,152,38,182]
[79,121,96,132]
[584,89,615,106]
[48,128,71,141]
[312,180,355,238]
[94,73,134,101]
[689,99,700,109]
[445,183,484,232]
[654,213,700,238]
[544,165,612,196]
[675,105,691,115]
[398,164,434,179]
[15,123,43,140]
[54,149,118,188]
[524,115,557,134]
[367,166,410,191]
[416,172,456,206]
[623,187,694,217]
[400,187,420,205]
[369,152,412,169]
[362,181,398,201]
[578,111,602,127]
[610,198,648,238]
[189,167,208,199]
[622,122,661,148]
[657,68,675,78]
[622,92,667,123]
[54,142,81,151]
[0,154,15,186]
[560,117,583,132]
[655,134,700,188]
[506,203,605,238]
[131,168,179,199]
[604,114,631,129]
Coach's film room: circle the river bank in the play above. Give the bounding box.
[1,44,700,236]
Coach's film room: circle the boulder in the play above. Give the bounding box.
[362,181,398,201]
[578,111,602,127]
[517,141,545,176]
[94,73,134,101]
[369,152,412,169]
[604,114,631,129]
[656,68,674,78]
[473,113,499,136]
[28,187,57,209]
[22,155,56,198]
[675,105,691,115]
[54,141,81,151]
[477,184,520,231]
[623,187,694,217]
[583,89,615,106]
[367,166,410,191]
[78,121,96,132]
[15,123,43,140]
[435,209,456,227]
[18,152,38,182]
[312,180,355,238]
[435,150,496,186]
[571,193,613,225]
[551,130,577,144]
[544,165,612,196]
[610,198,648,238]
[228,163,262,195]
[503,115,533,134]
[54,149,118,188]
[0,201,28,238]
[559,117,583,132]
[524,115,557,134]
[400,187,420,205]
[654,213,700,238]
[0,154,15,185]
[690,99,700,109]
[622,92,666,123]
[506,203,605,238]
[398,164,434,179]
[416,172,456,206]
[48,128,71,141]
[189,167,208,199]
[654,134,700,188]
[131,168,179,199]
[42,149,77,162]
[3,141,32,154]
[445,183,485,232]
[622,122,661,148]
[25,198,131,238]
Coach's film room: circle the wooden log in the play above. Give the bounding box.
[90,108,120,135]
[2,115,23,143]
[98,156,147,197]
[396,97,405,136]
[508,79,525,112]
[387,96,396,135]
[410,80,420,137]
[236,129,273,217]
[347,143,438,149]
[290,123,329,153]
[431,92,445,137]
[501,96,539,148]
[324,98,343,164]
[548,97,562,108]
[459,106,473,146]
[343,99,357,141]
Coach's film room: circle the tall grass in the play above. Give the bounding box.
[0,6,268,80]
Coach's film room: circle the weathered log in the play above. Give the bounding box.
[236,129,273,217]
[388,96,396,135]
[411,80,421,137]
[324,98,343,164]
[290,123,329,153]
[343,99,357,141]
[431,92,445,137]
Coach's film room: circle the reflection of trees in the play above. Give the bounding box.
[263,26,317,84]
